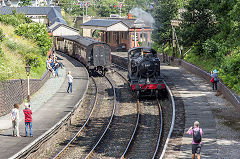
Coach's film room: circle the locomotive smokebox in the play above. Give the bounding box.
[139,59,155,78]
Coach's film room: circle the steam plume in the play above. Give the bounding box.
[130,8,155,27]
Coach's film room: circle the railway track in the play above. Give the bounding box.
[52,74,116,159]
[22,63,175,159]
[112,68,163,159]
[112,64,175,159]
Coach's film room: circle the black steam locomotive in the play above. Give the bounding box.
[128,47,165,97]
[54,35,111,75]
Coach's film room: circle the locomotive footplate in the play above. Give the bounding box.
[131,83,166,91]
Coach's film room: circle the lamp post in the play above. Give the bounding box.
[25,65,31,102]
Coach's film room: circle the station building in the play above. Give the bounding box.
[81,14,152,51]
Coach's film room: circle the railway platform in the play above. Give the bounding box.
[0,52,88,159]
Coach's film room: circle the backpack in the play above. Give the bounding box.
[193,128,202,143]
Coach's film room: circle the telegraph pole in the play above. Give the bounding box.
[172,26,176,60]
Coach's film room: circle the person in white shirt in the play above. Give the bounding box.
[67,71,73,93]
[11,104,20,137]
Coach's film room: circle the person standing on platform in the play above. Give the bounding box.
[211,69,219,90]
[186,121,203,159]
[67,71,73,93]
[11,104,20,137]
[23,103,33,137]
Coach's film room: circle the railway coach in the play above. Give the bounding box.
[54,35,111,75]
[128,47,166,98]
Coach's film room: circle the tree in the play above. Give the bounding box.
[152,0,178,45]
[178,0,217,55]
[18,0,32,6]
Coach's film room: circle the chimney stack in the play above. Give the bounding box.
[128,13,133,19]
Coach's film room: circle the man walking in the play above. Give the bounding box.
[23,103,33,137]
[186,121,203,159]
[67,71,73,93]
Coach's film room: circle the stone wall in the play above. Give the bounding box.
[0,71,50,116]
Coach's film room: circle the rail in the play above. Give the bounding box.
[111,68,140,159]
[120,99,140,159]
[53,77,98,159]
[111,64,175,158]
[160,81,176,159]
[152,99,163,159]
[84,74,117,159]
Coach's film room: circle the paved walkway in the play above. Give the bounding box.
[0,52,89,159]
[161,65,217,158]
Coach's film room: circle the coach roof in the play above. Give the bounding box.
[61,35,105,47]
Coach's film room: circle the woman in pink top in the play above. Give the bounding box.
[186,121,203,159]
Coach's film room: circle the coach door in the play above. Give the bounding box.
[93,45,105,66]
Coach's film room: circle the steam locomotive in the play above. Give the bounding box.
[54,35,111,75]
[128,47,166,97]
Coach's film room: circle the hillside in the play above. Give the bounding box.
[0,23,46,80]
[0,13,52,81]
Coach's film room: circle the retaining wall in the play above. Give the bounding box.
[0,71,50,116]
[111,53,240,109]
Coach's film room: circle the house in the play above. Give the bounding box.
[48,22,79,36]
[0,6,66,26]
[81,14,152,51]
[0,0,52,7]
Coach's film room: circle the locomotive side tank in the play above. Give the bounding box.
[54,35,111,75]
[128,47,166,97]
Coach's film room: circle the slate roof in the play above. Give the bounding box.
[81,18,150,29]
[48,22,78,32]
[47,7,67,24]
[81,19,122,27]
[0,6,66,25]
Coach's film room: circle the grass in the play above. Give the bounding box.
[0,23,47,81]
[184,52,217,72]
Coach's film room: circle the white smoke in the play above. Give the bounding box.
[130,8,155,27]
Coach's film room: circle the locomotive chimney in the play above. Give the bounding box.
[128,13,133,19]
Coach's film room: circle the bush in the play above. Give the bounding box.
[219,52,240,94]
[14,23,52,55]
[0,12,31,27]
[4,38,43,67]
[203,39,219,58]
